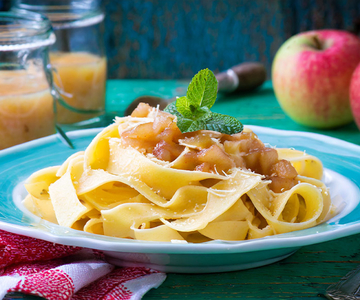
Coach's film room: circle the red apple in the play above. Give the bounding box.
[350,64,360,130]
[272,29,360,128]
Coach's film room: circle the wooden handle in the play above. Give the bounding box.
[216,62,267,93]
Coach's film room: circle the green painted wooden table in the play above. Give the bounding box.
[7,80,360,299]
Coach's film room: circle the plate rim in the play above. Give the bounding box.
[0,125,359,254]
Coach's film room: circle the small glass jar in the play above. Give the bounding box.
[0,11,56,149]
[13,0,107,127]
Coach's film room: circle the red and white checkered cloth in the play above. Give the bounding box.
[0,230,166,300]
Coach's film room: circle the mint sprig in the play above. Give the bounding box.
[164,68,243,134]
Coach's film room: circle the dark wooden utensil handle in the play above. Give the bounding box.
[216,62,267,93]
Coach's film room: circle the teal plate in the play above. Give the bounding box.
[1,126,360,273]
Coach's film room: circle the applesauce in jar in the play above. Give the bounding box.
[0,70,54,149]
[51,52,106,124]
[13,0,107,128]
[0,11,56,149]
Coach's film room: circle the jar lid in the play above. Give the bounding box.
[0,11,55,51]
[13,1,104,30]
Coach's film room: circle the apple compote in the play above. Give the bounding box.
[125,103,298,193]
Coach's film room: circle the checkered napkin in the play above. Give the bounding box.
[0,230,166,300]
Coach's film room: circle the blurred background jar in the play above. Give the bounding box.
[0,11,55,149]
[13,0,107,128]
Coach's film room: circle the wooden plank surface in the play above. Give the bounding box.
[101,0,360,80]
[144,235,360,299]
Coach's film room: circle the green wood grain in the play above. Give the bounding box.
[144,235,360,299]
[101,0,360,80]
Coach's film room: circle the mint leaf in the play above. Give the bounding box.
[176,118,194,132]
[164,69,243,135]
[202,112,243,134]
[185,119,207,133]
[175,113,243,134]
[164,101,180,117]
[164,101,193,132]
[175,69,218,119]
[175,96,194,119]
[187,68,218,109]
[176,96,212,120]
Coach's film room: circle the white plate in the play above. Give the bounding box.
[1,126,360,273]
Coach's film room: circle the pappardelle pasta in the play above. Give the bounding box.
[23,103,333,243]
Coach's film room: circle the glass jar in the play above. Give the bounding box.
[13,0,107,128]
[0,11,56,149]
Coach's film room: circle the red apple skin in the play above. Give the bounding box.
[272,30,360,128]
[350,64,360,130]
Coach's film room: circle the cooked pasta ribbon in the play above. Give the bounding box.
[24,106,333,243]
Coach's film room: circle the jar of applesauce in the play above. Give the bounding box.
[0,11,56,149]
[13,0,107,127]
